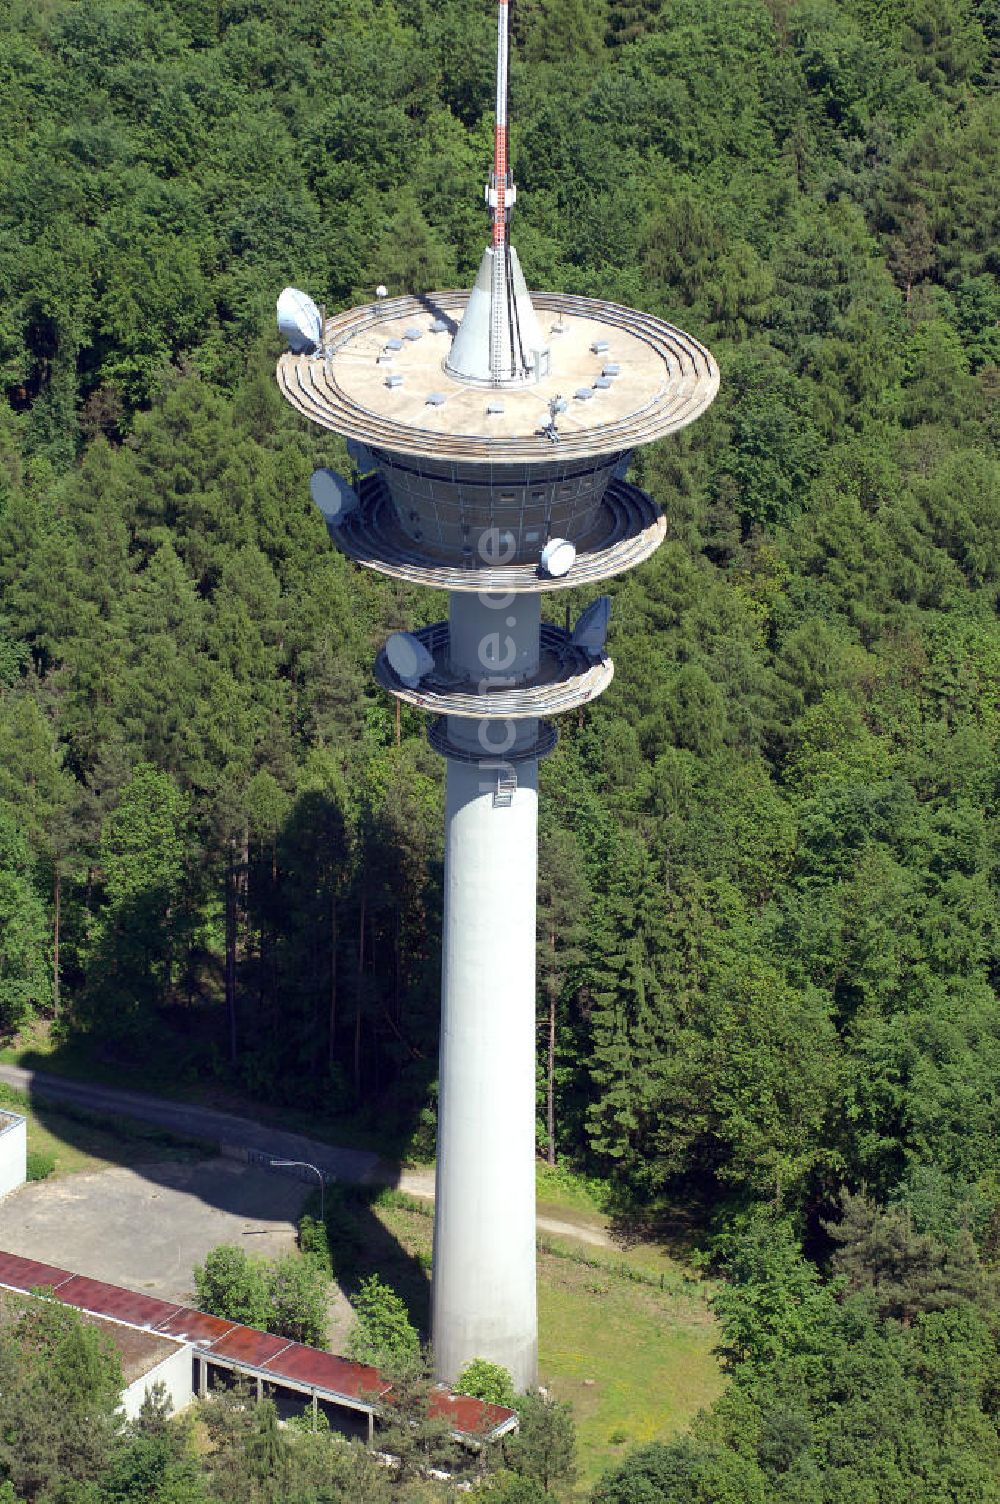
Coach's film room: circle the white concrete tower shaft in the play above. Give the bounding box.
[431,590,540,1390]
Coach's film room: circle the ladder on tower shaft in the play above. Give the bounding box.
[493,767,517,808]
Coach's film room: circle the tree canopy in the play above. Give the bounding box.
[0,1,997,1497]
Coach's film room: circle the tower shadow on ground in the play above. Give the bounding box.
[12,1087,431,1343]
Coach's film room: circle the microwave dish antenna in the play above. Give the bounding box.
[571,595,612,654]
[385,631,435,687]
[309,467,360,524]
[539,538,576,578]
[277,287,323,354]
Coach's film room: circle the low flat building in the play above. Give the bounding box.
[0,1112,26,1200]
[0,1249,517,1445]
[0,1286,192,1420]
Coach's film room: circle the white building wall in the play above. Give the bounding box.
[0,1115,27,1200]
[121,1342,194,1422]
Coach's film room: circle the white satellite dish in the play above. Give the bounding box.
[540,538,576,578]
[571,596,612,654]
[385,632,435,688]
[277,287,322,354]
[309,468,359,524]
[346,439,376,474]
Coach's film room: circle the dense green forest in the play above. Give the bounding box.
[0,0,997,1498]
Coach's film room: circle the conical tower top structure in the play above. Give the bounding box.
[446,0,547,387]
[276,1,719,1393]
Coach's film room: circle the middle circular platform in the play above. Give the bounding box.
[329,474,665,592]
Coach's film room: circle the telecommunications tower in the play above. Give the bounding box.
[276,0,718,1391]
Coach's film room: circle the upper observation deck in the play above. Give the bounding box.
[277,290,719,464]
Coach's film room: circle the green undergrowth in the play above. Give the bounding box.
[298,1184,724,1490]
[536,1160,611,1218]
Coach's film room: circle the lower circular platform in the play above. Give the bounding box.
[375,623,613,718]
[330,475,665,592]
[427,719,558,764]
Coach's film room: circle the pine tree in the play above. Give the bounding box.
[536,821,591,1164]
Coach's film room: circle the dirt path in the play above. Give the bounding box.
[395,1168,614,1248]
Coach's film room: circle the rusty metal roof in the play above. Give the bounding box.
[263,1341,392,1401]
[0,1249,516,1441]
[55,1275,181,1330]
[157,1306,238,1346]
[209,1324,294,1367]
[429,1386,519,1438]
[0,1251,73,1293]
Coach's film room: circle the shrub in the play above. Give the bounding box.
[193,1245,330,1347]
[345,1275,420,1369]
[297,1184,362,1279]
[26,1151,55,1182]
[455,1357,516,1408]
[268,1253,328,1348]
[298,1213,333,1272]
[193,1246,274,1331]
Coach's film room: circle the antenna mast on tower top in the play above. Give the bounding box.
[487,0,523,382]
[489,0,513,253]
[444,0,544,388]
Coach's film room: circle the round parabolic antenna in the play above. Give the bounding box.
[277,287,322,354]
[571,595,612,652]
[309,467,359,522]
[540,538,576,578]
[385,631,435,686]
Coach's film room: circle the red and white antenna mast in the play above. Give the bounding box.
[487,0,518,381]
[490,0,513,252]
[446,0,545,388]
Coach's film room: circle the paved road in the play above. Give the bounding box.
[0,1062,381,1185]
[0,1062,613,1249]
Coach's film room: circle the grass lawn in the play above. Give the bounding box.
[537,1244,725,1488]
[354,1190,725,1493]
[0,1081,211,1179]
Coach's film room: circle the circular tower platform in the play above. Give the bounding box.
[328,472,667,591]
[279,291,718,568]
